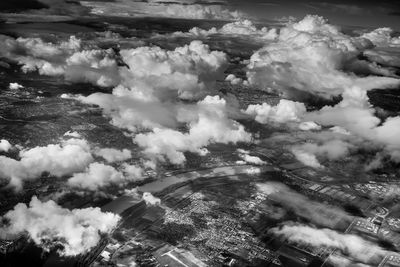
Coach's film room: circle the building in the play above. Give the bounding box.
[378,254,400,267]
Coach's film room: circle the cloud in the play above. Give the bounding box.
[0,139,12,152]
[298,121,321,131]
[67,161,144,191]
[0,138,93,189]
[81,0,241,20]
[243,99,306,124]
[67,162,126,190]
[158,19,278,42]
[94,148,132,163]
[225,74,243,85]
[270,223,386,265]
[0,35,121,87]
[142,192,161,206]
[330,126,351,135]
[122,163,144,181]
[78,91,179,132]
[0,0,48,12]
[256,182,352,228]
[246,15,400,98]
[292,139,354,166]
[361,28,400,47]
[242,99,323,134]
[0,196,120,256]
[0,34,250,168]
[243,41,400,170]
[74,41,250,165]
[327,254,372,267]
[249,85,400,169]
[64,49,121,87]
[255,83,400,170]
[135,95,251,164]
[77,40,228,130]
[163,3,241,20]
[237,149,266,165]
[119,40,228,100]
[1,34,251,167]
[304,86,400,165]
[76,41,230,134]
[217,19,277,38]
[134,128,202,165]
[0,35,81,73]
[198,19,276,39]
[291,148,324,168]
[183,26,219,38]
[315,3,367,15]
[64,131,81,138]
[8,82,24,90]
[364,48,400,68]
[33,0,89,16]
[375,117,400,162]
[148,0,228,4]
[306,87,376,131]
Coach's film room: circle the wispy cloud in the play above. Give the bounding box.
[80,0,242,20]
[306,2,368,15]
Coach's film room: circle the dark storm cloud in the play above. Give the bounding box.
[147,0,228,5]
[36,0,89,15]
[0,0,89,16]
[0,0,48,12]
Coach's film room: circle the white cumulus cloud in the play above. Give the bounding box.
[270,223,386,265]
[170,19,278,41]
[244,99,306,124]
[237,149,265,165]
[0,196,120,256]
[0,139,93,189]
[361,27,400,47]
[142,192,161,206]
[94,148,132,163]
[135,95,251,164]
[291,148,324,168]
[68,162,125,190]
[0,139,12,152]
[246,15,400,98]
[8,83,24,90]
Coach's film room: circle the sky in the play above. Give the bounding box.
[0,0,399,30]
[230,0,400,30]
